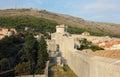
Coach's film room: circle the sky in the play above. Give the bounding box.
[0,0,120,24]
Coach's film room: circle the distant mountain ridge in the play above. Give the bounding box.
[0,8,120,37]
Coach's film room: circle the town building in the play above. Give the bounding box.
[0,28,17,39]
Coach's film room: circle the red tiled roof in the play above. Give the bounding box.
[105,43,112,48]
[0,28,2,31]
[0,34,4,36]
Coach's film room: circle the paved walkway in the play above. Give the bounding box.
[48,65,77,77]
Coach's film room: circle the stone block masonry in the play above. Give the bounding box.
[66,50,120,77]
[49,24,120,77]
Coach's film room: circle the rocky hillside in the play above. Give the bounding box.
[0,9,120,37]
[91,50,120,59]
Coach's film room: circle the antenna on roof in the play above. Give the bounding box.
[14,0,17,9]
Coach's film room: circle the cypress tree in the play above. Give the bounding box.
[36,36,49,74]
[23,33,38,74]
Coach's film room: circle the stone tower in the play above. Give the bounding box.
[56,24,67,33]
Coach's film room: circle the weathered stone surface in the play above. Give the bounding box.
[49,25,120,77]
[63,49,120,77]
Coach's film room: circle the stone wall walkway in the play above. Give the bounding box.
[48,65,77,77]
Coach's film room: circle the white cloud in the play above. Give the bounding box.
[88,16,105,19]
[84,0,119,12]
[22,0,43,6]
[35,0,43,5]
[19,0,43,8]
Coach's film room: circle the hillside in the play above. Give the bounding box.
[91,50,120,59]
[0,8,120,37]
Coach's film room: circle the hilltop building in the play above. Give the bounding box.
[0,28,17,39]
[34,33,43,41]
[81,31,90,36]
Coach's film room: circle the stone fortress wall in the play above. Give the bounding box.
[67,50,120,77]
[48,24,120,77]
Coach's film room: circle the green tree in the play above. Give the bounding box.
[0,35,24,59]
[15,62,31,76]
[80,38,104,51]
[23,33,38,74]
[35,54,45,74]
[35,36,49,74]
[38,36,49,62]
[90,45,104,51]
[0,58,9,71]
[80,38,90,49]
